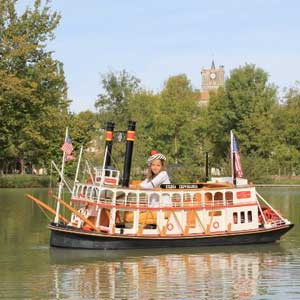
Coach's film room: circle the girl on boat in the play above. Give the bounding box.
[140,150,170,188]
[140,150,171,206]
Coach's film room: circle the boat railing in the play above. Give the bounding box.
[94,167,120,186]
[72,183,257,209]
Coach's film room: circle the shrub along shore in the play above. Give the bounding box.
[1,174,300,188]
[0,175,51,188]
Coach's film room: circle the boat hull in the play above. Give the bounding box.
[49,223,294,250]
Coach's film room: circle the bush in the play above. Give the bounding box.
[0,174,51,188]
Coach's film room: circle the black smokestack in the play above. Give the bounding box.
[122,120,136,187]
[104,121,114,168]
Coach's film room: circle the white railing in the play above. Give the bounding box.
[72,183,257,209]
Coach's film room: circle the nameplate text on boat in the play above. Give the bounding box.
[160,184,204,189]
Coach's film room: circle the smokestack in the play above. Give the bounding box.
[104,121,115,168]
[122,120,136,187]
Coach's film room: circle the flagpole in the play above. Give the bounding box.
[54,127,68,224]
[72,145,83,195]
[230,130,234,184]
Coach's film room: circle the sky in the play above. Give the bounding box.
[18,0,300,113]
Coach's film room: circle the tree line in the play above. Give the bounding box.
[1,0,300,182]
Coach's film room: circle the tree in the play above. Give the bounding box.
[127,91,161,176]
[272,83,300,175]
[156,74,203,179]
[207,64,277,174]
[95,70,141,127]
[0,0,69,174]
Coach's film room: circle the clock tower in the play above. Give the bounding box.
[201,60,225,92]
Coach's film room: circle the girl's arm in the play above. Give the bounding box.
[140,171,170,189]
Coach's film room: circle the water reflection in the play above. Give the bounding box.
[49,245,286,300]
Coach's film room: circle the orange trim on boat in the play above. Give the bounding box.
[105,131,113,141]
[127,130,135,141]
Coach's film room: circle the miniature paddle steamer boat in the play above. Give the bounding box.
[27,121,294,249]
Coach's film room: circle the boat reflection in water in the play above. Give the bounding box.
[50,245,283,299]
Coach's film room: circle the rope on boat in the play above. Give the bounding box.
[26,194,69,223]
[38,204,52,222]
[255,196,267,224]
[51,160,72,193]
[256,191,286,222]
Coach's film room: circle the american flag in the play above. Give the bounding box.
[232,134,243,178]
[61,136,74,155]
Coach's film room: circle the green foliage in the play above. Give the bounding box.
[90,67,300,183]
[157,74,203,166]
[207,64,277,165]
[95,69,141,127]
[271,83,300,175]
[0,0,70,174]
[0,174,50,188]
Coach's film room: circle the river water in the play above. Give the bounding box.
[0,187,299,300]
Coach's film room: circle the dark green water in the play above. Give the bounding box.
[0,187,299,299]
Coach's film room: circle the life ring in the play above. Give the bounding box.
[212,221,220,229]
[167,222,174,231]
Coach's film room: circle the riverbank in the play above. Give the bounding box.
[0,175,50,188]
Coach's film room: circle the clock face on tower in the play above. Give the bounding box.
[210,73,216,80]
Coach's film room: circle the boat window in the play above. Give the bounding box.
[91,187,99,201]
[193,193,202,204]
[204,193,212,205]
[214,192,223,205]
[79,185,87,198]
[247,211,253,222]
[99,208,110,227]
[233,212,238,224]
[208,210,222,217]
[214,192,223,201]
[171,193,182,205]
[149,193,160,207]
[116,191,126,205]
[183,193,192,205]
[127,192,137,206]
[225,192,233,205]
[122,210,134,229]
[87,186,93,198]
[100,189,114,203]
[183,193,192,201]
[138,193,148,207]
[241,211,245,223]
[162,193,172,207]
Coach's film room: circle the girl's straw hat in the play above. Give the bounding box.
[147,150,166,166]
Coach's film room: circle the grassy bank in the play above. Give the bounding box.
[0,174,51,188]
[253,175,300,185]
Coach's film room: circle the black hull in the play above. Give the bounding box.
[49,223,294,250]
